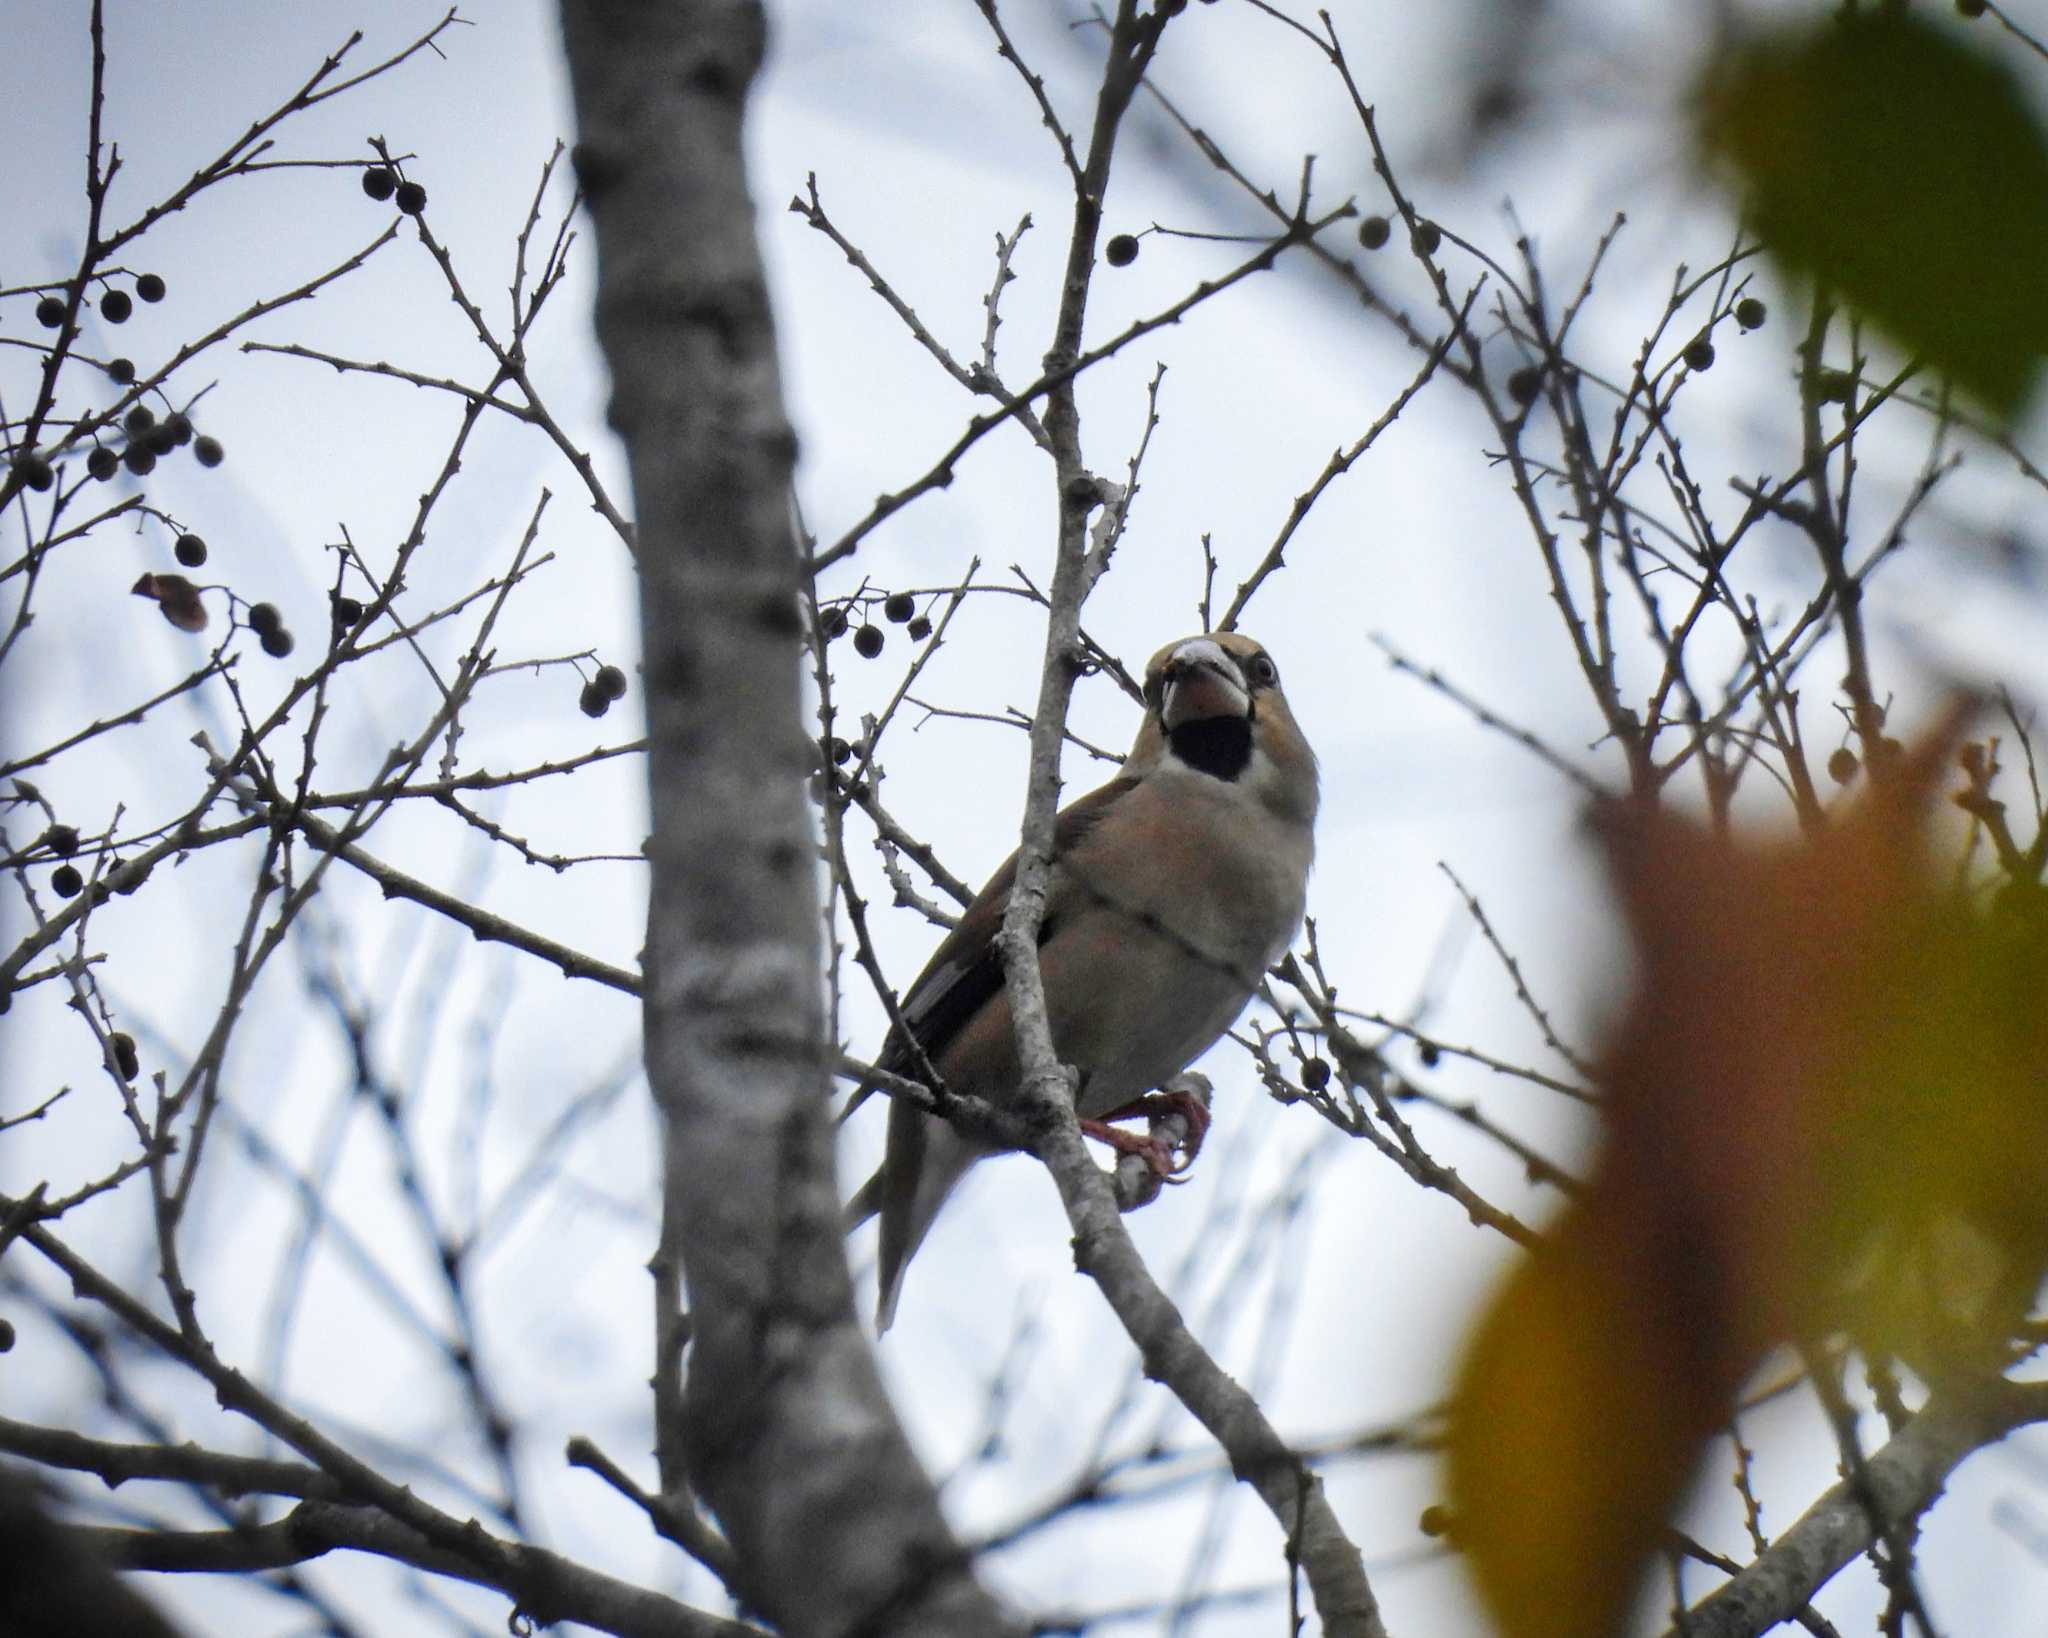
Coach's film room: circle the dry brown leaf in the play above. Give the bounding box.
[132,572,208,633]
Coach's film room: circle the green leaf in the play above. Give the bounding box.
[1703,12,2048,419]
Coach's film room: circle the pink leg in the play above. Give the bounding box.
[1079,1086,1211,1179]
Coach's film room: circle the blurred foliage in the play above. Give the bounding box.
[1448,710,2048,1638]
[1701,7,2048,419]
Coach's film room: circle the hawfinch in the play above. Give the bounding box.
[847,632,1318,1330]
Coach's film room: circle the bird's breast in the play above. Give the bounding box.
[1038,776,1312,1112]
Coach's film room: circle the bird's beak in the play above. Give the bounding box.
[1159,638,1250,733]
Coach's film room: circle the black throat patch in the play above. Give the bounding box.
[1169,714,1253,781]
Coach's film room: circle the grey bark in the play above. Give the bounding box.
[980,3,1387,1632]
[556,3,1020,1634]
[1666,1388,2039,1638]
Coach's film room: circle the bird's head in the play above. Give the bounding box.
[1129,633,1317,827]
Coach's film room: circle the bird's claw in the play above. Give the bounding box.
[1080,1087,1211,1181]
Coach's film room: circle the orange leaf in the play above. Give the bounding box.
[1448,708,2048,1636]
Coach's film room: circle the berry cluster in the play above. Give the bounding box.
[11,270,228,492]
[39,823,85,904]
[361,165,428,216]
[128,537,294,659]
[1499,297,1770,411]
[1352,214,1441,255]
[31,268,166,334]
[248,601,295,658]
[579,663,629,718]
[80,401,219,483]
[34,822,151,916]
[817,589,932,659]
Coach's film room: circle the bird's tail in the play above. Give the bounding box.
[867,1094,987,1333]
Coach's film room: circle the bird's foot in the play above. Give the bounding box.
[1078,1115,1189,1181]
[1080,1085,1212,1181]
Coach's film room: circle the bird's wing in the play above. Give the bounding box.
[850,773,1141,1327]
[873,772,1140,1083]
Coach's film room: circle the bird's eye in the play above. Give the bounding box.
[1248,653,1278,687]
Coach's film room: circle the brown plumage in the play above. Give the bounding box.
[846,633,1319,1330]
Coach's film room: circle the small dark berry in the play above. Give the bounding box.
[193,435,224,467]
[1301,1058,1331,1091]
[907,614,933,642]
[1419,1504,1454,1539]
[14,454,55,492]
[1827,746,1858,784]
[145,425,178,456]
[101,289,133,324]
[395,180,428,215]
[1358,215,1390,250]
[594,663,628,700]
[1815,369,1855,404]
[42,824,80,858]
[819,606,849,640]
[174,533,207,567]
[122,444,156,476]
[1105,233,1140,267]
[1158,0,1187,14]
[1506,365,1542,406]
[247,601,282,634]
[35,295,67,329]
[124,405,157,435]
[51,864,83,899]
[1418,1040,1441,1068]
[1410,221,1441,256]
[1683,337,1716,372]
[827,736,852,766]
[0,1318,14,1353]
[331,595,364,629]
[107,357,136,384]
[259,625,295,659]
[87,447,120,481]
[579,680,611,718]
[853,623,885,659]
[111,1032,139,1080]
[1957,0,1987,16]
[883,591,916,623]
[1064,473,1105,511]
[135,273,167,303]
[362,166,397,200]
[1734,297,1767,331]
[164,413,193,446]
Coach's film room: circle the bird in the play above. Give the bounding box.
[845,632,1319,1331]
